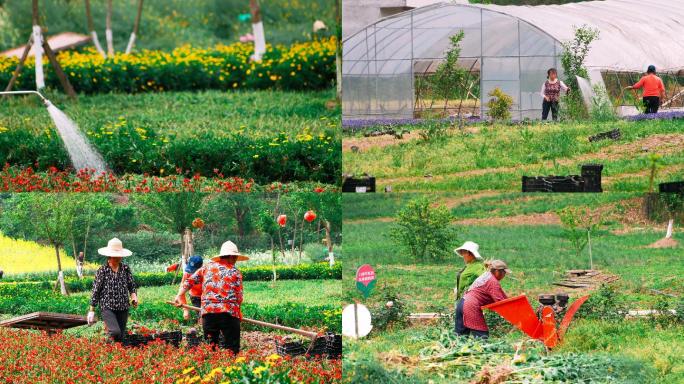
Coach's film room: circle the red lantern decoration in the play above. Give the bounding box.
[166,263,179,272]
[192,218,205,229]
[277,214,287,227]
[304,210,317,222]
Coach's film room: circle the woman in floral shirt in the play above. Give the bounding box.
[87,238,138,343]
[175,240,248,354]
[459,259,510,338]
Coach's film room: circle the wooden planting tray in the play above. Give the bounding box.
[0,312,87,332]
[553,270,619,289]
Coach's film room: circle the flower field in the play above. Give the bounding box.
[0,328,341,383]
[0,233,86,274]
[0,165,336,193]
[0,39,336,93]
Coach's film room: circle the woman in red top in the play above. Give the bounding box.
[175,241,248,354]
[626,65,666,114]
[459,260,510,338]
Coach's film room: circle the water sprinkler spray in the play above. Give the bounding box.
[0,90,108,174]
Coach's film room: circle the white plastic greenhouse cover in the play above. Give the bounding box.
[343,0,684,120]
[473,0,684,72]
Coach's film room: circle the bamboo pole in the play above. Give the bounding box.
[84,0,106,57]
[166,301,319,339]
[125,0,144,54]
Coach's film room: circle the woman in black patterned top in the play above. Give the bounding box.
[87,238,138,342]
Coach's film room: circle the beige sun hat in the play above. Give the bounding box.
[97,238,132,257]
[489,259,512,274]
[454,241,482,260]
[211,241,250,262]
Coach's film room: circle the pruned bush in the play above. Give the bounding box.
[486,87,513,121]
[390,197,457,261]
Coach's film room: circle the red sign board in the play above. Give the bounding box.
[356,264,376,298]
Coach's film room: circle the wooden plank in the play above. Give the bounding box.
[0,312,87,331]
[2,32,91,58]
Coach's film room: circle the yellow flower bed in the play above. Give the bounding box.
[0,233,81,274]
[0,38,337,93]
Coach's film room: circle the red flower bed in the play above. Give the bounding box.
[0,328,341,383]
[0,165,336,193]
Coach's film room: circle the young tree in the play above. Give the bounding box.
[557,206,603,270]
[432,31,466,115]
[659,193,684,239]
[68,194,115,278]
[390,197,457,261]
[133,193,207,269]
[10,194,78,295]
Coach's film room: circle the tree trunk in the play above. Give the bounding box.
[106,0,114,56]
[55,244,67,295]
[324,220,334,266]
[125,0,144,54]
[666,218,674,239]
[84,0,106,57]
[587,229,593,271]
[249,0,266,61]
[270,236,276,286]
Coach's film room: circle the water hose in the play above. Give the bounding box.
[0,90,51,106]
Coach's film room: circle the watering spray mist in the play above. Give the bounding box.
[1,91,108,174]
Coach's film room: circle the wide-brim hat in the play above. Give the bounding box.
[489,259,512,274]
[210,241,250,262]
[454,241,482,260]
[98,237,132,258]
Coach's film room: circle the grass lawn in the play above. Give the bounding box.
[342,192,684,383]
[343,119,684,192]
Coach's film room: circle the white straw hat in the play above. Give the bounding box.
[98,238,132,257]
[211,241,250,262]
[454,241,482,260]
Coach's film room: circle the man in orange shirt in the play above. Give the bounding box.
[175,241,248,354]
[178,255,204,322]
[626,65,666,114]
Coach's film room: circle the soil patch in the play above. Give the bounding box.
[343,132,421,152]
[646,237,679,248]
[455,212,559,226]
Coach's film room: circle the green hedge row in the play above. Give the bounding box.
[0,284,340,332]
[0,262,342,292]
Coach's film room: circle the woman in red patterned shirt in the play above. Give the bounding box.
[174,240,248,354]
[459,260,510,339]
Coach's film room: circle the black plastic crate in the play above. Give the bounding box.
[547,176,585,192]
[275,340,307,357]
[185,332,203,348]
[581,164,603,192]
[342,176,376,193]
[522,176,552,192]
[588,129,621,142]
[325,333,342,359]
[122,334,153,347]
[306,337,328,358]
[157,331,183,347]
[659,181,684,194]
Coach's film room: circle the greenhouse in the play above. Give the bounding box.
[342,0,684,121]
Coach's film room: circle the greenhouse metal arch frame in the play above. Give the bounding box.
[343,3,564,121]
